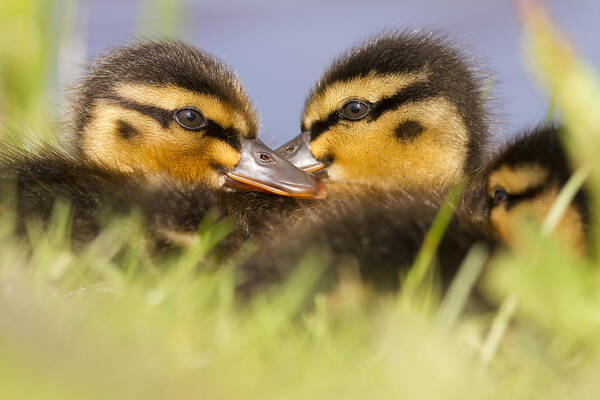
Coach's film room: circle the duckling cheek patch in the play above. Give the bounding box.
[491,190,587,254]
[116,120,140,139]
[519,189,584,248]
[394,120,423,141]
[489,207,512,243]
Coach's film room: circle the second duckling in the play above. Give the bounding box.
[278,30,491,200]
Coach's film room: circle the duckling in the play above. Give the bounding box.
[239,124,590,299]
[234,31,494,297]
[277,31,490,200]
[0,40,324,248]
[70,40,323,197]
[237,190,494,298]
[484,124,590,254]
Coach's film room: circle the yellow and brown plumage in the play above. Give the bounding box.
[278,31,491,200]
[232,31,497,297]
[484,124,589,254]
[237,33,590,297]
[240,124,591,298]
[72,41,254,187]
[0,40,324,249]
[68,40,323,196]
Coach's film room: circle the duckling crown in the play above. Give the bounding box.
[489,125,572,184]
[71,40,258,142]
[303,30,489,179]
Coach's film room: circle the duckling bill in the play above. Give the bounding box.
[224,138,325,198]
[278,131,327,173]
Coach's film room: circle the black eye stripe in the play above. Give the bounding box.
[500,185,547,211]
[106,96,173,128]
[203,121,241,150]
[309,112,341,141]
[368,82,439,121]
[307,81,440,141]
[316,153,335,167]
[105,96,242,150]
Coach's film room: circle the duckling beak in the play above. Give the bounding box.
[275,131,327,172]
[225,138,327,199]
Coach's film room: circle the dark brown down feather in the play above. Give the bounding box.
[0,149,307,253]
[238,191,495,298]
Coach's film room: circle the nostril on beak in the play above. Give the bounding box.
[258,153,273,162]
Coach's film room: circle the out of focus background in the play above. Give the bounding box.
[4,3,600,399]
[1,0,599,144]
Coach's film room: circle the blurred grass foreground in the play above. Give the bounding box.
[2,2,600,399]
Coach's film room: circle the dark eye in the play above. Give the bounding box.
[285,146,295,154]
[339,100,370,120]
[257,152,273,163]
[491,187,509,206]
[175,108,206,130]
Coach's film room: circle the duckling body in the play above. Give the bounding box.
[1,149,133,244]
[0,149,306,252]
[0,40,323,250]
[238,190,494,298]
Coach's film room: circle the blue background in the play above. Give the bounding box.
[69,0,600,147]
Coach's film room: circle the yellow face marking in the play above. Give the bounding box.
[487,165,549,197]
[80,102,240,187]
[490,186,587,255]
[308,96,468,192]
[114,82,256,137]
[303,71,429,129]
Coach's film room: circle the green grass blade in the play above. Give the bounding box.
[437,243,488,331]
[542,165,591,235]
[480,294,518,366]
[401,181,465,303]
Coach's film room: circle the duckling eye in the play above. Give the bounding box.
[491,187,509,206]
[339,100,370,121]
[175,108,206,130]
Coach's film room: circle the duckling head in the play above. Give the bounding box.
[278,31,489,193]
[72,40,325,198]
[485,125,589,253]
